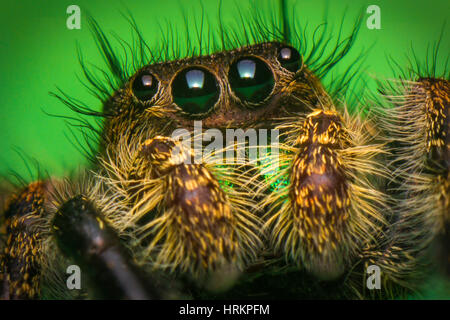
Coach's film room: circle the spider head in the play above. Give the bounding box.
[99,41,331,152]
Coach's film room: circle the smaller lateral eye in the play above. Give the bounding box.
[132,72,158,101]
[277,46,301,72]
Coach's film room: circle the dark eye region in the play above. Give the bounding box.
[229,57,275,104]
[172,67,219,115]
[132,72,159,101]
[277,46,301,72]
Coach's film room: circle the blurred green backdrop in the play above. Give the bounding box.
[0,0,449,298]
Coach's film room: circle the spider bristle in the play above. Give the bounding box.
[366,66,449,294]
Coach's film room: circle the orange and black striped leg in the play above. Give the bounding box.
[263,108,387,286]
[52,195,161,300]
[0,181,47,299]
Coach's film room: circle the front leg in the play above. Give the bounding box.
[125,136,262,279]
[261,108,389,289]
[52,195,161,299]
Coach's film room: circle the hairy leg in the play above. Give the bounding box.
[0,180,166,299]
[260,107,389,296]
[363,77,449,295]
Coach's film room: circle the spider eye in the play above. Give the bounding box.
[278,46,301,72]
[132,72,159,101]
[228,57,274,103]
[172,67,219,115]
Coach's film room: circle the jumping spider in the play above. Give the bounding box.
[0,4,448,300]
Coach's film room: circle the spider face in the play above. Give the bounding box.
[84,39,390,292]
[87,42,348,285]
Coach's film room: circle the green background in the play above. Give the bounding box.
[0,0,449,298]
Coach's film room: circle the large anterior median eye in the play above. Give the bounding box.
[172,67,219,115]
[132,72,159,101]
[277,46,301,72]
[228,57,275,104]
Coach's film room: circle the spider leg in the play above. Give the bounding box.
[0,181,47,299]
[128,136,261,278]
[52,195,161,299]
[261,108,388,286]
[362,77,449,294]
